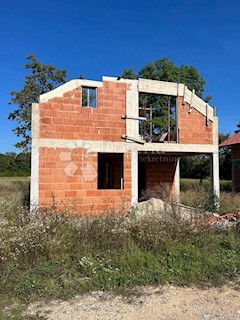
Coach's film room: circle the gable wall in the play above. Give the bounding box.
[39,80,127,142]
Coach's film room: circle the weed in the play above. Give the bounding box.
[0,294,46,319]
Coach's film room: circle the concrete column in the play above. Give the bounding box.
[126,80,139,139]
[174,158,180,203]
[210,152,220,210]
[30,103,40,213]
[30,145,39,210]
[131,148,138,206]
[211,115,220,209]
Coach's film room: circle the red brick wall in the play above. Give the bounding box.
[39,80,127,142]
[178,97,213,144]
[38,147,132,216]
[143,155,177,192]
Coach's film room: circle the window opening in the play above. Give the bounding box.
[98,153,124,189]
[82,87,97,108]
[139,93,177,143]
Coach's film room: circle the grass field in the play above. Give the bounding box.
[0,177,239,319]
[180,178,239,213]
[180,178,232,192]
[0,176,232,197]
[0,176,29,194]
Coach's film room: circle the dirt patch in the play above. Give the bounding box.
[26,282,240,320]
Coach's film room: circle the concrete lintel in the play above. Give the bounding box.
[139,78,214,121]
[139,78,185,96]
[183,87,214,120]
[40,79,103,103]
[38,138,138,153]
[37,139,218,155]
[137,143,218,154]
[102,76,139,86]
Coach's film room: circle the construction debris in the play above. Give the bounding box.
[205,212,239,229]
[132,198,240,229]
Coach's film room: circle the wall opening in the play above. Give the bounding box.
[138,153,177,201]
[98,153,124,189]
[139,93,177,143]
[82,87,97,108]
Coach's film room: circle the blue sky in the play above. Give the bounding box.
[1,0,240,153]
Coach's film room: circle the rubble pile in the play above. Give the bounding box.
[133,198,240,229]
[205,212,240,229]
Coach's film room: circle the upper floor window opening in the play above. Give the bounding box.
[82,87,97,108]
[139,93,177,143]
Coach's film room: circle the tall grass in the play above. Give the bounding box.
[0,187,239,303]
[180,180,240,214]
[0,177,30,207]
[181,178,232,192]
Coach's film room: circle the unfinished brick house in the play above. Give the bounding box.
[30,76,219,215]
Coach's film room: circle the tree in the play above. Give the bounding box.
[235,121,240,133]
[0,154,12,176]
[8,55,67,151]
[122,58,210,140]
[219,133,231,180]
[15,153,31,176]
[122,57,208,99]
[180,133,232,182]
[0,152,31,176]
[0,153,17,176]
[180,155,210,182]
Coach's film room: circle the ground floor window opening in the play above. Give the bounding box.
[98,153,124,189]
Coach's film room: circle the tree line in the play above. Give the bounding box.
[0,152,30,177]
